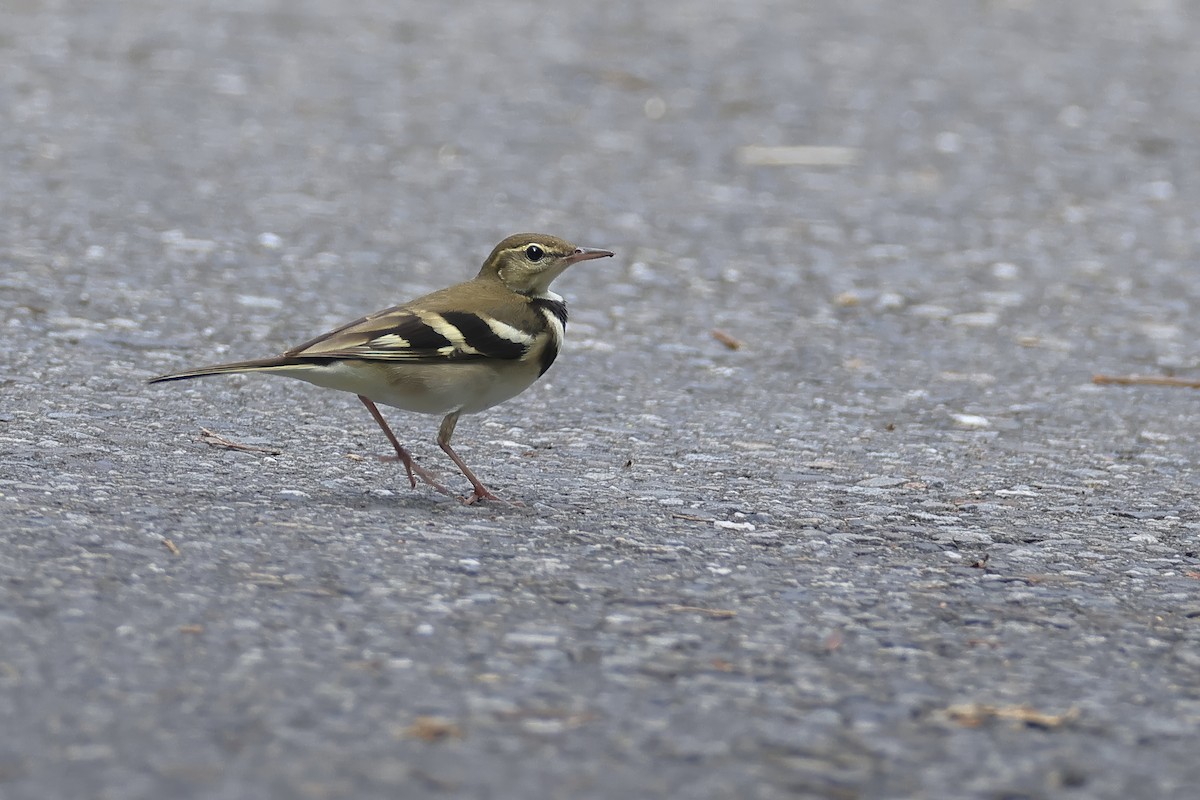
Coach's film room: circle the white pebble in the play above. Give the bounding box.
[991,262,1020,279]
[951,311,999,328]
[934,131,962,154]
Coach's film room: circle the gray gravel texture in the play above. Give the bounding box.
[3,1,1200,798]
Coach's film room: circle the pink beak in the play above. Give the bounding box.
[566,246,614,264]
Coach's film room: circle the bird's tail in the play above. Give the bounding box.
[147,356,328,384]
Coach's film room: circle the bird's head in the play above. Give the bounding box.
[481,233,613,296]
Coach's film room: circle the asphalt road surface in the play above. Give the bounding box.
[2,1,1199,798]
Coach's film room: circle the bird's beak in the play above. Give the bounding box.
[566,246,614,264]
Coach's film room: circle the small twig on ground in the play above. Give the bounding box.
[665,604,737,618]
[402,716,463,742]
[198,427,283,455]
[1092,374,1200,389]
[942,703,1080,729]
[711,329,744,350]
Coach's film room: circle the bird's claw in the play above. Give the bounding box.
[461,487,522,506]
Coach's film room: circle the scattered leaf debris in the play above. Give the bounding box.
[711,328,743,350]
[198,427,282,455]
[403,716,463,742]
[941,703,1080,729]
[834,291,862,307]
[1092,374,1200,389]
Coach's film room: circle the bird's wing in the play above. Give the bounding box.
[285,285,546,363]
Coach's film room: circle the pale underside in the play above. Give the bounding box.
[273,355,548,417]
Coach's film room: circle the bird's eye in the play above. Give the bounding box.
[525,245,544,262]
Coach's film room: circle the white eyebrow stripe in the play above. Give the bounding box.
[482,316,536,346]
[417,311,480,354]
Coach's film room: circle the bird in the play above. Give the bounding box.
[149,233,614,504]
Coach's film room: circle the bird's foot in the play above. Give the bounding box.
[377,453,451,495]
[462,487,499,505]
[461,486,523,506]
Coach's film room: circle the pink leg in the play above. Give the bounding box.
[437,412,503,504]
[358,395,450,495]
